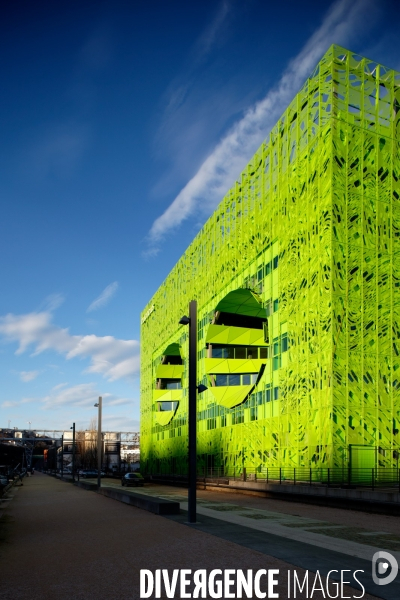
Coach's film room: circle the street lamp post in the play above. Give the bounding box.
[70,423,76,481]
[179,300,207,524]
[60,434,64,478]
[94,397,102,490]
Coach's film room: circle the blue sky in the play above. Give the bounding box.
[0,0,399,432]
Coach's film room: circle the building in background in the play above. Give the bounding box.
[140,45,400,478]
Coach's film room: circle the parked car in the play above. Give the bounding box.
[79,469,106,478]
[121,473,144,487]
[78,469,96,478]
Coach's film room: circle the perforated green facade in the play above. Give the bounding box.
[140,45,400,476]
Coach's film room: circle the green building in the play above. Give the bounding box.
[140,45,400,479]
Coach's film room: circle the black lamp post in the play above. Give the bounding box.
[94,397,102,490]
[179,300,207,523]
[70,423,75,481]
[61,434,64,479]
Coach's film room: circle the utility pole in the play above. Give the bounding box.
[95,397,102,490]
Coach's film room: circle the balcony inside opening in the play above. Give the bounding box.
[208,344,269,359]
[157,378,182,390]
[213,311,266,330]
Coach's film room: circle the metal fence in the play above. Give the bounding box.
[150,466,400,490]
[195,466,400,490]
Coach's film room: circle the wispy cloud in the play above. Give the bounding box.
[40,382,134,410]
[87,282,119,313]
[39,294,65,312]
[192,0,231,65]
[1,398,32,409]
[0,309,139,381]
[150,1,240,206]
[28,122,90,179]
[20,370,39,382]
[102,414,140,431]
[147,0,378,251]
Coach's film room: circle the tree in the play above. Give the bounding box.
[76,419,98,469]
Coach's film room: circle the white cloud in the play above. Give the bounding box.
[40,294,65,312]
[193,0,231,64]
[147,0,378,250]
[41,383,104,409]
[1,398,32,409]
[40,383,134,410]
[87,282,119,312]
[20,370,39,382]
[102,414,140,431]
[0,310,139,381]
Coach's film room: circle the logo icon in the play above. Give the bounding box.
[372,551,398,586]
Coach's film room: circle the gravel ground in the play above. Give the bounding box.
[0,473,382,600]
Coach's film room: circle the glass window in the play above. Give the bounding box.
[281,333,288,352]
[216,374,228,386]
[212,347,223,358]
[265,299,273,317]
[273,386,279,400]
[273,298,279,312]
[251,374,258,384]
[273,339,280,356]
[159,401,178,412]
[165,380,181,389]
[265,387,271,402]
[226,346,235,359]
[235,346,246,359]
[246,347,255,359]
[273,255,279,269]
[259,347,268,359]
[265,261,272,276]
[242,374,250,385]
[229,374,241,386]
[257,268,263,281]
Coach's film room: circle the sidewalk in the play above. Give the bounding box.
[0,473,381,600]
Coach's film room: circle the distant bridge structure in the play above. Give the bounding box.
[0,429,140,469]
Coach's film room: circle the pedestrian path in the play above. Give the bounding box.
[78,480,400,599]
[2,472,379,600]
[110,483,400,563]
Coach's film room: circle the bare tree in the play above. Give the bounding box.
[76,419,98,469]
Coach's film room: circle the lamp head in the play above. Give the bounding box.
[179,315,190,325]
[94,403,99,407]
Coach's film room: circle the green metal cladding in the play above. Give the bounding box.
[140,45,400,476]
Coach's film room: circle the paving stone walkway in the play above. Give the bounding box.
[0,474,383,600]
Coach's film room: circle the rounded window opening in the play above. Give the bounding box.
[153,343,183,426]
[205,289,268,409]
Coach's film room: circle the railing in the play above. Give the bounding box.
[197,466,400,490]
[150,466,400,490]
